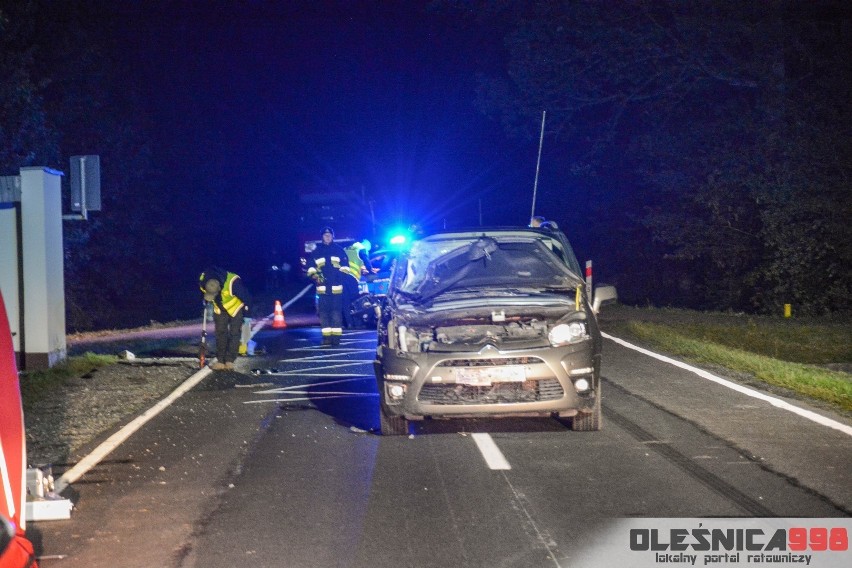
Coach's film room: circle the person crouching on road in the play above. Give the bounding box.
[307,226,351,346]
[199,266,253,370]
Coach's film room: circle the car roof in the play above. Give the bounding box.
[419,226,566,238]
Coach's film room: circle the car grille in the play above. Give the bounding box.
[418,379,564,405]
[436,356,544,367]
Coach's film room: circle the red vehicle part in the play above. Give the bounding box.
[0,289,38,567]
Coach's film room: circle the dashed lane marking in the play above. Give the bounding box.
[471,433,511,470]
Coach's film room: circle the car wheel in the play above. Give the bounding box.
[570,392,602,432]
[379,402,409,436]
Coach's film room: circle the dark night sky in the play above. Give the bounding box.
[15,0,846,323]
[112,0,542,270]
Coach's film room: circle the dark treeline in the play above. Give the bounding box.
[442,0,851,315]
[1,0,258,330]
[1,0,850,331]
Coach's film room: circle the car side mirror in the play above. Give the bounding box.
[592,284,618,314]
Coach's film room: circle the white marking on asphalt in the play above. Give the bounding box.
[278,356,371,362]
[471,433,511,470]
[289,347,375,353]
[255,377,372,393]
[54,286,368,492]
[269,361,368,373]
[256,390,372,395]
[244,393,378,404]
[264,373,370,377]
[54,367,214,493]
[278,357,373,365]
[602,332,852,437]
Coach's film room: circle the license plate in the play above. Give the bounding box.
[455,366,525,386]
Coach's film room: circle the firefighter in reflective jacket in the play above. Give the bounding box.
[199,267,253,370]
[341,240,372,328]
[307,227,351,345]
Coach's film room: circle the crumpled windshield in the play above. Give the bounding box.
[397,234,582,301]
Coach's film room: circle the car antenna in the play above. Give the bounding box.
[530,110,546,222]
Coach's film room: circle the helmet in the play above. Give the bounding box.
[199,266,226,301]
[202,279,221,301]
[320,226,334,237]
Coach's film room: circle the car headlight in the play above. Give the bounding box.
[548,322,588,346]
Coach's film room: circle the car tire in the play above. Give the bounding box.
[570,392,602,432]
[379,402,409,436]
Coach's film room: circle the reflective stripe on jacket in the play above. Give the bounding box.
[310,243,350,294]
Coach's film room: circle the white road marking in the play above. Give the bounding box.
[278,356,372,362]
[53,286,369,492]
[255,377,372,394]
[289,347,375,353]
[244,393,378,405]
[54,367,214,493]
[264,373,370,378]
[471,433,511,470]
[278,357,373,365]
[269,361,368,373]
[255,390,372,395]
[602,332,852,437]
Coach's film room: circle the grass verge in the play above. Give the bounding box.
[20,352,118,410]
[601,306,852,412]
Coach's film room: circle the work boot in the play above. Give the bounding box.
[321,336,331,346]
[331,335,341,346]
[211,362,226,371]
[224,362,235,370]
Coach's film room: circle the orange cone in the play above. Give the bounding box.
[272,300,287,329]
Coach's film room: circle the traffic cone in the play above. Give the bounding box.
[272,300,287,329]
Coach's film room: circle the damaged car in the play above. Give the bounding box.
[374,227,617,435]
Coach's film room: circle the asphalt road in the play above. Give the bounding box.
[31,322,852,568]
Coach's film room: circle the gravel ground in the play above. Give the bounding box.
[24,358,201,468]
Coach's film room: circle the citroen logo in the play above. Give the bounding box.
[478,344,498,355]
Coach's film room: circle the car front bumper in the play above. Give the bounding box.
[375,341,599,419]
